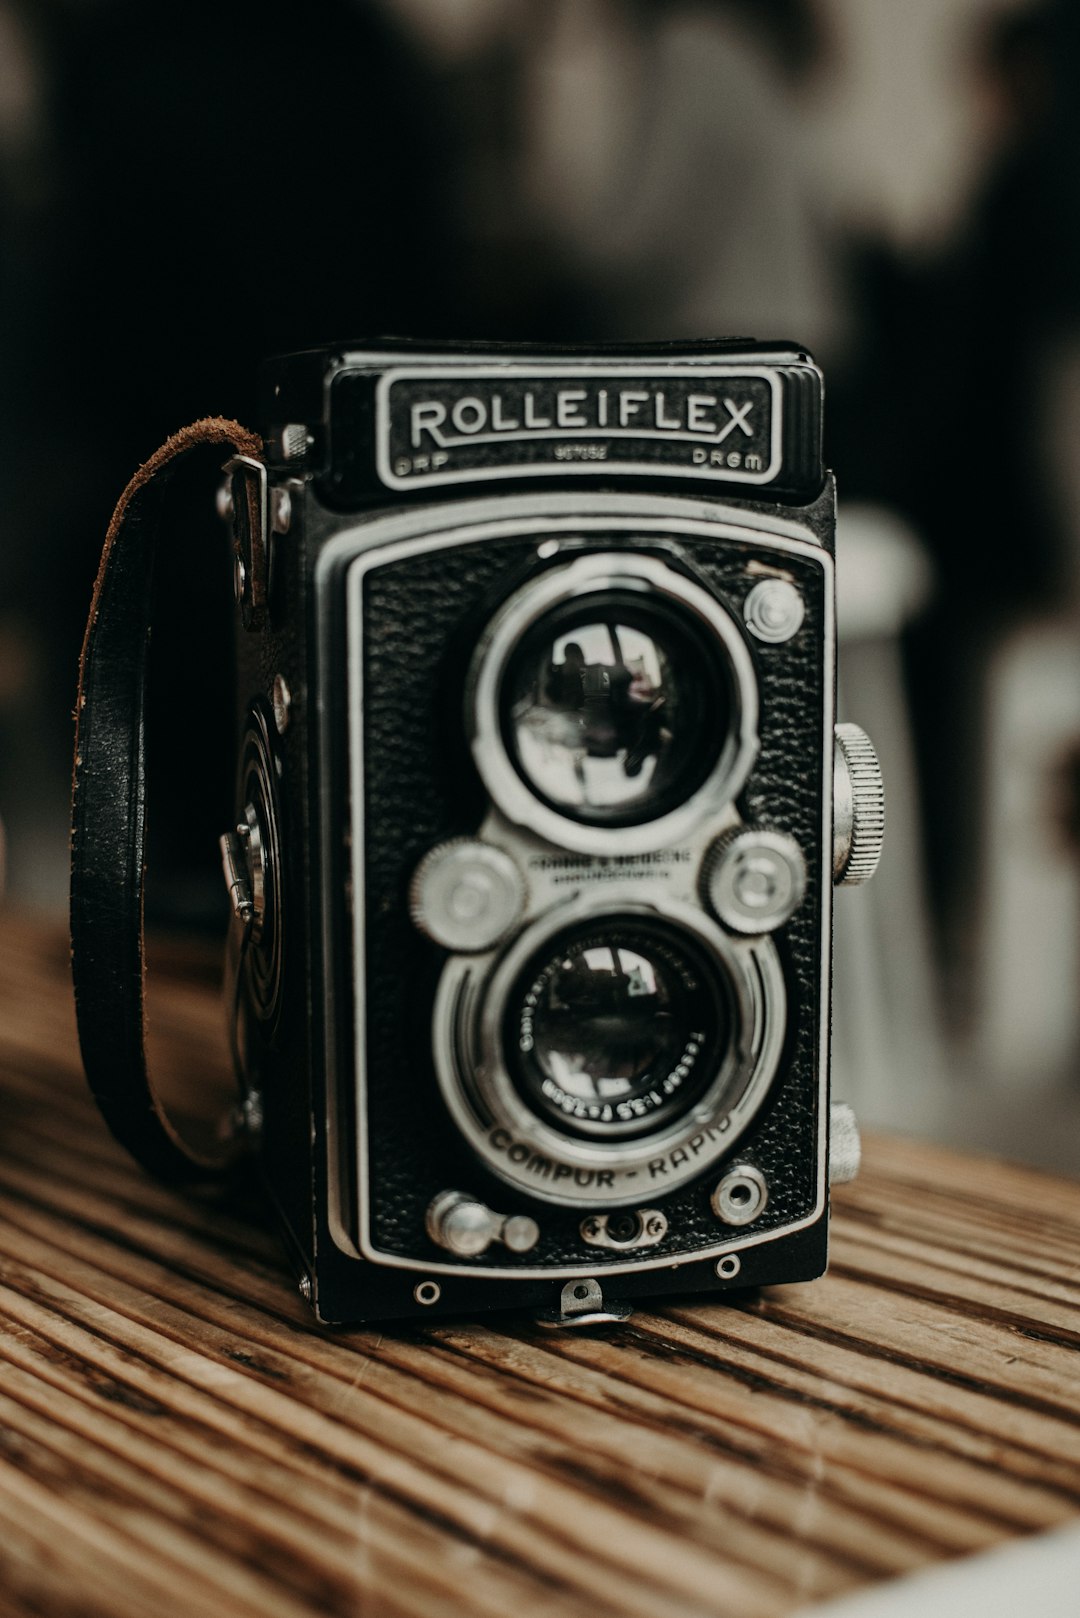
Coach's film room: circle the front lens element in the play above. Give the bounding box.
[505,917,731,1141]
[500,591,732,827]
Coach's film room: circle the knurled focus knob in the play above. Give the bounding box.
[409,838,526,952]
[833,723,885,886]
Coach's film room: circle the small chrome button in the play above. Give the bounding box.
[703,828,807,934]
[502,1214,542,1253]
[712,1164,768,1226]
[409,839,526,952]
[425,1190,540,1258]
[744,578,805,643]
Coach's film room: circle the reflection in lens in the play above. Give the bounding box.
[500,591,731,827]
[506,919,730,1140]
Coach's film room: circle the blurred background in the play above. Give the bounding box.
[0,0,1076,1170]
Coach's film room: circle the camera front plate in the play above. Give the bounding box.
[316,492,834,1288]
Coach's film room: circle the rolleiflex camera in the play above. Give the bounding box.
[70,339,883,1327]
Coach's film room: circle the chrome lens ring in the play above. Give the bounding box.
[432,893,786,1207]
[467,551,759,856]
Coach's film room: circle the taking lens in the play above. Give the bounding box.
[499,590,732,827]
[504,916,732,1141]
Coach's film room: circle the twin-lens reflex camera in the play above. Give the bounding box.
[71,339,884,1326]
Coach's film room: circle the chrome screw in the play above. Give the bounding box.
[216,479,235,522]
[281,423,309,461]
[270,486,292,535]
[271,674,292,735]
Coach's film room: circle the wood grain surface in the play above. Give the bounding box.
[0,913,1078,1618]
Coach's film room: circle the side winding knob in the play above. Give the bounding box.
[833,724,885,886]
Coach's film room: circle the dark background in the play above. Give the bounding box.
[0,0,1076,1165]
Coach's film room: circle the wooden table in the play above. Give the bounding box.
[0,913,1078,1618]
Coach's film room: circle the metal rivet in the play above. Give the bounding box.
[239,1091,263,1137]
[414,1281,441,1306]
[271,674,292,735]
[233,554,247,605]
[715,1254,742,1279]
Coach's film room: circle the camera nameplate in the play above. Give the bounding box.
[375,365,783,491]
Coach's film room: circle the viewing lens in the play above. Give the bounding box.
[499,591,732,827]
[505,917,731,1140]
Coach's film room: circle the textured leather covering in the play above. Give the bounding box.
[70,418,262,1183]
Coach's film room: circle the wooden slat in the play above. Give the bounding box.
[0,912,1078,1616]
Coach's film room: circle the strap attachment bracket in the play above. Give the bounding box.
[222,454,268,630]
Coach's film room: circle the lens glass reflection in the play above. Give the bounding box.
[500,591,730,826]
[506,919,729,1140]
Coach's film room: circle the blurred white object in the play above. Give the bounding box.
[833,503,944,1132]
[976,617,1080,1089]
[811,0,1031,250]
[796,1520,1080,1618]
[521,0,844,355]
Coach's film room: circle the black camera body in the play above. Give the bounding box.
[210,338,879,1327]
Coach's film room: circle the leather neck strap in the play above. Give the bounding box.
[70,418,262,1183]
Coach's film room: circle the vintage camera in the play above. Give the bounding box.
[72,339,883,1326]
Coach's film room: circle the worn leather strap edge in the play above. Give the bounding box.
[71,418,262,1183]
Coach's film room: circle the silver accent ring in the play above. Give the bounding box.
[433,892,786,1207]
[466,550,760,857]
